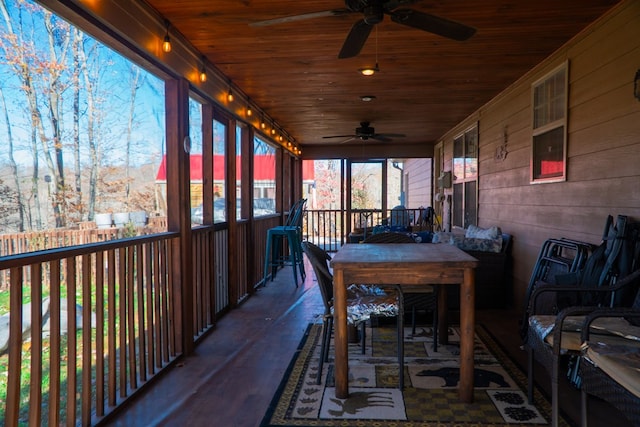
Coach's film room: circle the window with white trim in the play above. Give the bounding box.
[452,124,478,228]
[531,62,568,183]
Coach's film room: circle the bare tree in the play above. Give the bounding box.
[76,30,104,221]
[0,87,24,230]
[42,9,71,226]
[0,1,71,227]
[124,65,143,208]
[71,27,82,217]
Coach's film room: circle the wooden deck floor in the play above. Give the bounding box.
[104,261,631,427]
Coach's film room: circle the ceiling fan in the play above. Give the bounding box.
[250,0,476,59]
[323,121,406,143]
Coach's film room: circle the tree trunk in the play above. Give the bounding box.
[72,29,83,220]
[44,13,71,228]
[78,33,99,221]
[0,88,25,231]
[125,66,142,209]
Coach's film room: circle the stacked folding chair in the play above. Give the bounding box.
[519,238,593,340]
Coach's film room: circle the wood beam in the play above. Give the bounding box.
[165,78,193,355]
[301,143,434,160]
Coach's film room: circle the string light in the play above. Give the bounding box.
[199,57,207,83]
[162,20,171,53]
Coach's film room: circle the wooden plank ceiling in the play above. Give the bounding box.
[144,0,621,156]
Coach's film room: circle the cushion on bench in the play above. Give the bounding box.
[529,314,640,352]
[586,339,640,398]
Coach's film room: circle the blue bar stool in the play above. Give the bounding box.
[263,199,306,287]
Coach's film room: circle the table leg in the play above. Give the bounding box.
[333,269,349,399]
[437,285,448,345]
[459,267,476,403]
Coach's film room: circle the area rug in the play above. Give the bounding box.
[261,322,571,426]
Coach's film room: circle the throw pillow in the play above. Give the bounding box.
[432,231,454,243]
[465,224,501,240]
[452,236,503,253]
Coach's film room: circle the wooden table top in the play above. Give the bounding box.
[330,243,479,269]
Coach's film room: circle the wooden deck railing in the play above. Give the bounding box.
[0,208,431,425]
[302,207,432,251]
[0,233,180,426]
[0,224,167,289]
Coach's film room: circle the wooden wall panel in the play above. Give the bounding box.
[438,0,640,309]
[405,159,433,208]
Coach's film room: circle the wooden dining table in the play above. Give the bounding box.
[329,242,479,402]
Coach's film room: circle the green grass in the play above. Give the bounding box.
[0,282,133,425]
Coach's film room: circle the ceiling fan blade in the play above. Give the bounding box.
[339,137,356,144]
[377,133,406,138]
[338,19,374,59]
[323,134,357,139]
[382,0,421,11]
[250,9,351,27]
[389,9,476,41]
[371,135,392,142]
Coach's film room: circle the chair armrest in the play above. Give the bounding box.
[580,308,640,343]
[529,269,640,314]
[550,306,602,356]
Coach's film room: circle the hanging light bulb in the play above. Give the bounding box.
[260,115,266,129]
[162,21,171,53]
[227,89,233,102]
[199,57,207,83]
[162,20,171,53]
[246,104,252,117]
[162,34,172,53]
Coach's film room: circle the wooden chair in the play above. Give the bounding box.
[301,241,404,388]
[362,232,439,349]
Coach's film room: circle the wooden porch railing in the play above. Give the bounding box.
[0,224,166,289]
[301,208,432,252]
[0,233,180,426]
[0,208,431,425]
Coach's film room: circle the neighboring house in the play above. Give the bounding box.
[155,154,315,213]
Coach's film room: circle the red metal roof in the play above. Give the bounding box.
[155,154,314,182]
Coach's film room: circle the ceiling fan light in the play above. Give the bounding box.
[359,67,377,76]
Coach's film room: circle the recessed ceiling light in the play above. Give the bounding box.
[360,95,376,102]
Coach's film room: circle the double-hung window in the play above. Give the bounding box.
[452,124,478,228]
[531,62,568,183]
